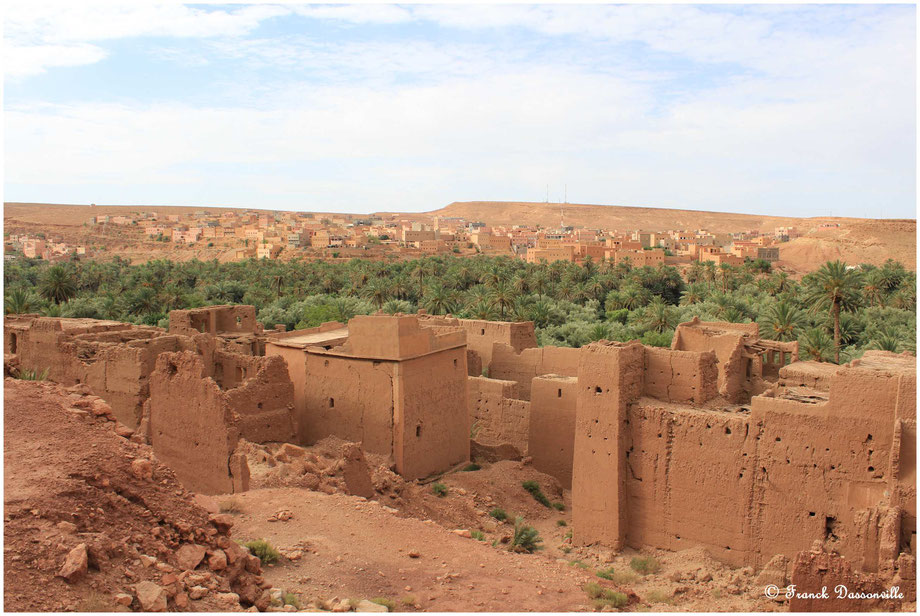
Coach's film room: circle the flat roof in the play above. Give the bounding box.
[267,328,349,349]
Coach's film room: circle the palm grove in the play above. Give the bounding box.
[4,254,916,363]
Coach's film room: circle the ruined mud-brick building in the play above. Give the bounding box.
[264,315,469,480]
[6,307,915,596]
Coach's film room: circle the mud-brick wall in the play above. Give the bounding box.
[572,342,645,549]
[529,375,578,489]
[672,325,751,402]
[223,355,297,444]
[148,352,247,495]
[468,376,531,458]
[299,353,395,456]
[624,405,756,567]
[458,320,537,372]
[489,344,580,400]
[643,347,719,405]
[394,347,469,480]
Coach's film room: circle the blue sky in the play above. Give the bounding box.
[4,3,916,218]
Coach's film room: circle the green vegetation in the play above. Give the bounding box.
[471,530,486,541]
[629,556,662,575]
[244,539,280,564]
[509,516,543,553]
[431,482,448,497]
[282,593,300,609]
[488,507,508,522]
[584,582,629,609]
[521,480,551,507]
[16,368,49,381]
[461,463,481,472]
[2,256,913,361]
[218,497,241,514]
[370,598,396,612]
[556,519,567,527]
[596,567,638,584]
[552,501,565,511]
[570,559,590,570]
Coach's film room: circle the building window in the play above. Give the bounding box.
[329,398,335,408]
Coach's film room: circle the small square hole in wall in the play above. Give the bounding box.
[481,328,485,335]
[595,386,602,394]
[454,359,458,368]
[558,389,562,398]
[329,398,335,408]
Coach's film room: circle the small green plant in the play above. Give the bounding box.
[461,463,481,472]
[569,559,589,570]
[370,597,396,612]
[509,516,543,553]
[401,596,416,607]
[17,368,49,381]
[630,556,662,575]
[244,539,280,564]
[432,482,448,497]
[560,545,572,554]
[470,420,481,439]
[489,508,508,522]
[564,530,573,539]
[471,530,485,541]
[645,590,673,605]
[521,480,551,507]
[552,501,565,511]
[584,583,628,609]
[596,568,638,584]
[556,519,567,527]
[282,593,301,609]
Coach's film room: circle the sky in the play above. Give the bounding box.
[3,2,917,218]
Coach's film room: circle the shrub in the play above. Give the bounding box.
[471,530,485,541]
[521,480,551,507]
[370,598,395,612]
[509,516,543,553]
[556,519,567,527]
[552,502,565,511]
[432,482,448,497]
[596,568,637,584]
[219,498,241,514]
[17,368,48,381]
[646,590,673,605]
[560,546,572,554]
[584,582,628,609]
[401,596,416,607]
[630,556,661,575]
[489,508,507,522]
[282,593,300,608]
[569,560,589,570]
[244,539,280,564]
[461,463,481,472]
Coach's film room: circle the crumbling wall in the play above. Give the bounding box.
[643,347,719,404]
[222,354,297,444]
[672,318,758,403]
[528,375,578,488]
[489,344,580,399]
[457,319,537,372]
[147,351,249,495]
[571,341,645,548]
[468,376,530,459]
[393,347,469,479]
[573,347,917,580]
[168,305,261,336]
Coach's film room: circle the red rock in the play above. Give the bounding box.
[57,543,88,582]
[209,513,234,533]
[207,549,227,571]
[175,544,207,571]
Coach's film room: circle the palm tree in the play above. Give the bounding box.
[799,327,834,362]
[466,299,496,320]
[421,283,455,315]
[801,261,863,363]
[641,298,678,333]
[488,280,517,320]
[362,280,390,310]
[5,287,35,314]
[39,264,77,304]
[763,301,806,341]
[680,282,707,305]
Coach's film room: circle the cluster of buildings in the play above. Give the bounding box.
[4,305,915,608]
[80,209,792,267]
[4,234,89,261]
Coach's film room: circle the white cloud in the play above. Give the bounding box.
[3,2,289,76]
